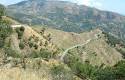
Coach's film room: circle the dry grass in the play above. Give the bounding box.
[0,68,52,80]
[33,26,101,49]
[71,33,123,66]
[0,58,81,80]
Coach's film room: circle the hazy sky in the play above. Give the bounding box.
[0,0,125,15]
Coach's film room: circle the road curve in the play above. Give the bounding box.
[60,32,102,61]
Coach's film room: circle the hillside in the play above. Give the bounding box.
[1,22,125,80]
[7,0,125,41]
[33,26,123,66]
[0,23,80,79]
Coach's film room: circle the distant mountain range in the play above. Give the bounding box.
[7,0,125,41]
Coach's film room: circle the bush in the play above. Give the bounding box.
[29,49,52,59]
[20,26,25,32]
[114,61,125,79]
[51,64,74,80]
[0,38,4,48]
[0,4,5,17]
[16,27,25,39]
[34,44,38,49]
[4,47,21,58]
[92,67,115,80]
[39,49,52,59]
[29,51,39,58]
[19,42,25,49]
[28,41,34,48]
[0,20,12,48]
[51,65,65,75]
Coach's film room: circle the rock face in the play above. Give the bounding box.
[7,0,125,41]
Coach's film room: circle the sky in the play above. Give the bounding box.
[0,0,125,15]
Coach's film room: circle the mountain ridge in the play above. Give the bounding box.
[6,0,125,41]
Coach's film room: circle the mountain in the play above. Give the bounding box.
[7,0,125,41]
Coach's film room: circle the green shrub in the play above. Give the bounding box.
[0,4,5,17]
[92,67,115,80]
[19,42,25,49]
[39,49,52,59]
[28,41,34,48]
[4,47,21,58]
[0,38,4,48]
[20,26,25,32]
[51,64,65,75]
[34,44,38,49]
[114,61,125,79]
[29,51,39,58]
[51,64,74,80]
[28,36,32,41]
[18,32,23,39]
[16,27,25,39]
[0,20,12,48]
[29,49,52,59]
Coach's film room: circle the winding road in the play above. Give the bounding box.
[11,24,102,62]
[60,32,102,61]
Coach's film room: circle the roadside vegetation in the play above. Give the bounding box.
[0,4,13,48]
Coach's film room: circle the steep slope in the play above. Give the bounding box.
[6,25,60,58]
[64,33,123,66]
[0,16,81,80]
[33,26,123,66]
[7,0,125,40]
[33,26,101,49]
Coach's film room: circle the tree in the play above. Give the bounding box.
[0,4,5,19]
[0,21,12,48]
[114,61,125,79]
[19,42,25,49]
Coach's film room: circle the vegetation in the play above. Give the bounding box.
[103,32,125,58]
[51,64,74,80]
[0,4,5,18]
[117,48,125,58]
[4,47,21,58]
[16,26,25,39]
[29,49,52,59]
[33,44,38,49]
[64,52,125,80]
[103,32,125,47]
[28,41,34,48]
[0,5,12,48]
[51,64,66,75]
[19,41,25,49]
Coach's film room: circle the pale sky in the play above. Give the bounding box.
[0,0,125,15]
